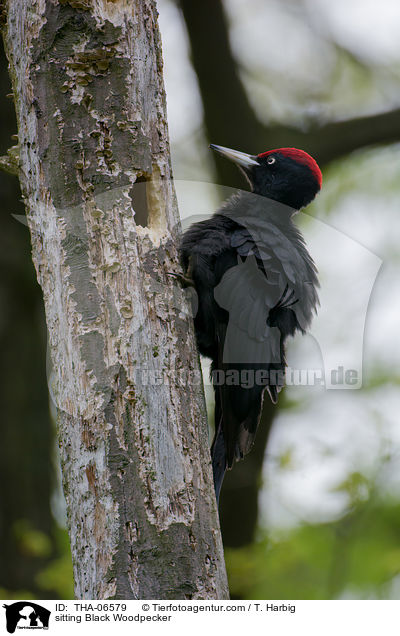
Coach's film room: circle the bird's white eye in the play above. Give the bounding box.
[267,156,276,165]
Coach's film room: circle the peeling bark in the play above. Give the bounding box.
[2,0,228,599]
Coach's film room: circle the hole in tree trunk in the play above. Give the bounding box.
[130,175,150,227]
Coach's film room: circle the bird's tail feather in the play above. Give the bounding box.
[210,362,269,502]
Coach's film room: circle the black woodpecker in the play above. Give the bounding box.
[179,144,322,502]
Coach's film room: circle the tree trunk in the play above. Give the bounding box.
[0,46,56,596]
[2,0,228,599]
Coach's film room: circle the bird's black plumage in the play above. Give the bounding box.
[179,145,321,502]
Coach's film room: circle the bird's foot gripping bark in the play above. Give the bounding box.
[167,271,195,288]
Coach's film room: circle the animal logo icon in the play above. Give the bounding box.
[2,602,50,633]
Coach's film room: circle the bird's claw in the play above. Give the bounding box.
[167,271,195,288]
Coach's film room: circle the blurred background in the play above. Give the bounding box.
[2,0,400,599]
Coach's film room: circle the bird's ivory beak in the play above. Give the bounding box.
[210,144,259,169]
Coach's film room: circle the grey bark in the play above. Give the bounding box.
[0,46,56,595]
[2,0,228,599]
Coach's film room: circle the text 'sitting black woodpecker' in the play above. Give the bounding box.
[179,144,322,502]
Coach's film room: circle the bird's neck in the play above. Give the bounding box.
[232,190,296,223]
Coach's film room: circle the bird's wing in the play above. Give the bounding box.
[211,218,318,466]
[229,218,319,330]
[213,254,283,361]
[212,248,286,467]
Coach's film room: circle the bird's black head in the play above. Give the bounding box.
[210,144,322,210]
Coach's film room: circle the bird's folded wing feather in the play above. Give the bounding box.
[227,220,319,331]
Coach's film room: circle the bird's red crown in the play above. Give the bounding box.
[258,148,322,189]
